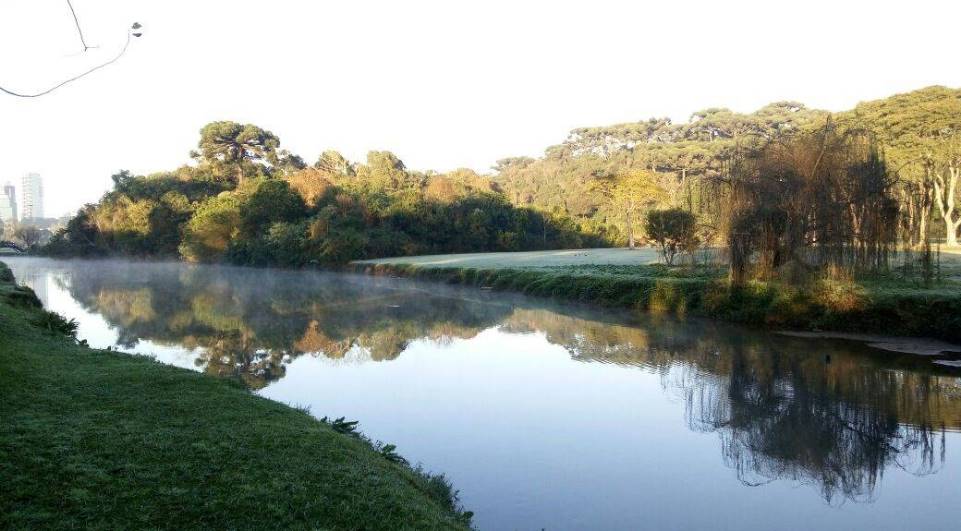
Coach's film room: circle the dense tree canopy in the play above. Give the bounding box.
[45,87,961,271]
[493,86,961,252]
[46,121,600,266]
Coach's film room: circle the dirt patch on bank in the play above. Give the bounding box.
[778,331,961,357]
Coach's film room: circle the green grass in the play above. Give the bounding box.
[0,262,471,530]
[354,262,961,343]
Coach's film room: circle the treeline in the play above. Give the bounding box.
[494,86,961,253]
[47,86,961,270]
[45,122,600,266]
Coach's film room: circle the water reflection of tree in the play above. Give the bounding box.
[689,355,947,503]
[60,262,511,388]
[504,308,959,504]
[55,261,961,502]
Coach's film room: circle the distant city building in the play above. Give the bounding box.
[0,181,16,224]
[21,173,43,221]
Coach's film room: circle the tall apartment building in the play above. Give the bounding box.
[21,172,43,221]
[0,182,16,224]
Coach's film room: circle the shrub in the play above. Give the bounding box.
[4,286,42,309]
[31,310,79,338]
[645,209,698,265]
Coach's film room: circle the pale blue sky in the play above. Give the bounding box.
[1,0,959,217]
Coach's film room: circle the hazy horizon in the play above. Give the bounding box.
[3,0,960,217]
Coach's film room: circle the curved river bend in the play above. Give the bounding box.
[8,258,961,531]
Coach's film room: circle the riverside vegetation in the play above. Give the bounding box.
[0,261,472,530]
[33,86,961,338]
[355,260,961,342]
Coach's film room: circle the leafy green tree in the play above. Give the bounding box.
[43,206,103,256]
[266,221,309,266]
[237,179,307,238]
[591,170,663,248]
[285,168,335,208]
[315,150,354,176]
[191,121,280,184]
[312,226,368,265]
[179,193,242,262]
[645,208,697,265]
[355,151,411,191]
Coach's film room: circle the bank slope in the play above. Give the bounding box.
[0,262,470,530]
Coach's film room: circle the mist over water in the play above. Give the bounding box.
[7,257,961,531]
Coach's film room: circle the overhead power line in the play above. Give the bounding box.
[66,0,96,52]
[0,1,143,98]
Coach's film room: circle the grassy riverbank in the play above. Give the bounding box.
[353,260,961,343]
[0,262,471,530]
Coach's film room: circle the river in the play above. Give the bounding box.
[6,257,961,530]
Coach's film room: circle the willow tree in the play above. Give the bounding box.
[725,126,898,284]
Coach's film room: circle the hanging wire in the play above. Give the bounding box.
[65,0,96,51]
[0,23,141,98]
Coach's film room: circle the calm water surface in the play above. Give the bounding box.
[7,257,961,531]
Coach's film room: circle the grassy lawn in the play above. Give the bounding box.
[357,246,961,275]
[0,262,471,530]
[354,247,664,268]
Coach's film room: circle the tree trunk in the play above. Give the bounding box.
[916,174,931,248]
[729,232,749,288]
[933,165,961,246]
[920,200,930,246]
[903,190,914,247]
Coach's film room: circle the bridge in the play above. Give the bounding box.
[0,240,26,253]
